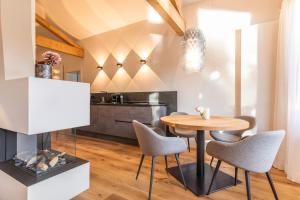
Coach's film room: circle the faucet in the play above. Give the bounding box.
[99,91,109,103]
[120,93,124,104]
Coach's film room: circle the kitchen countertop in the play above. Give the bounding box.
[90,102,166,106]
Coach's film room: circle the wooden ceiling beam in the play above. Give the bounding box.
[35,14,81,48]
[36,35,84,58]
[170,0,183,16]
[147,0,185,36]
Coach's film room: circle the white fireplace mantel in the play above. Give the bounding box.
[0,77,90,135]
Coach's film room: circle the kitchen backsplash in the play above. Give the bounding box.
[91,91,177,114]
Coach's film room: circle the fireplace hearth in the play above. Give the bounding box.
[0,151,88,189]
[0,128,78,177]
[12,149,71,176]
[0,128,89,200]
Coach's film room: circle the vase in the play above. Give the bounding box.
[35,64,52,79]
[202,108,210,120]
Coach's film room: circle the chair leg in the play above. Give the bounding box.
[266,172,279,200]
[235,167,238,186]
[207,160,222,195]
[136,154,145,180]
[245,170,252,200]
[148,156,156,200]
[175,154,187,189]
[210,156,214,166]
[164,155,168,170]
[187,138,191,152]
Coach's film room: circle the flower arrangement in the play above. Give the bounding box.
[42,51,62,66]
[35,51,62,79]
[195,106,210,120]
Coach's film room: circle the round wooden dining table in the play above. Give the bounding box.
[160,115,249,196]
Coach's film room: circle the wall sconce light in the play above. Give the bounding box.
[97,65,103,70]
[117,63,123,68]
[140,59,147,65]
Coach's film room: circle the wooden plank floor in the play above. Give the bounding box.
[52,133,300,200]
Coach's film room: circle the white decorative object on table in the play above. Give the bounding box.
[203,108,210,120]
[195,106,210,120]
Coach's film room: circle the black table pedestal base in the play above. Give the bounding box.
[167,163,241,196]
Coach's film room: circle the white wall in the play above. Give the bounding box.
[0,0,35,80]
[184,0,281,25]
[241,21,278,131]
[80,1,281,120]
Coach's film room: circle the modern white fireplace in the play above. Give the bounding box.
[0,77,90,200]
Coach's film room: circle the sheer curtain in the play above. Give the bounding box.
[273,0,300,183]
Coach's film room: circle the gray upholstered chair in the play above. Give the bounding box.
[169,112,197,152]
[210,116,256,144]
[206,130,285,200]
[133,120,187,200]
[209,116,256,182]
[150,126,165,136]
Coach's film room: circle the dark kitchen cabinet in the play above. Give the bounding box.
[78,105,167,139]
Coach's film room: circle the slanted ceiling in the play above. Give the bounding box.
[36,0,150,40]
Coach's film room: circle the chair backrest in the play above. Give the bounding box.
[132,120,167,156]
[237,116,256,131]
[168,112,188,134]
[221,115,256,136]
[234,130,285,173]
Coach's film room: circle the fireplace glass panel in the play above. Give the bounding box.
[12,129,76,176]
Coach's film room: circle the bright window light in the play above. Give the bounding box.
[147,6,163,24]
[209,71,221,81]
[198,9,251,31]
